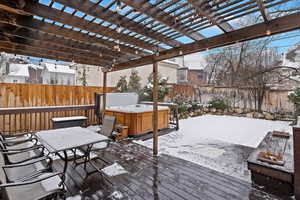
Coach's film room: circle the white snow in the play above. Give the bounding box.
[135,115,292,181]
[51,116,87,122]
[107,104,169,113]
[109,191,124,199]
[39,173,62,192]
[157,114,291,148]
[44,62,75,74]
[8,63,29,77]
[101,162,127,177]
[66,195,82,200]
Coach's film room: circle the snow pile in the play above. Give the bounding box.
[101,162,127,177]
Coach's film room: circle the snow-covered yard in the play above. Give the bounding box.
[135,115,292,181]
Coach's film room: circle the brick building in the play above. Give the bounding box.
[177,67,208,87]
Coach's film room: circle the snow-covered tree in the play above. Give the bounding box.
[128,70,141,93]
[141,73,169,101]
[116,75,128,92]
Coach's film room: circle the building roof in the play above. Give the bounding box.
[8,63,29,77]
[44,63,75,74]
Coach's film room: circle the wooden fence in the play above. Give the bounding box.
[0,83,114,133]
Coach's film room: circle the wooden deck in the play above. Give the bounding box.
[51,142,286,200]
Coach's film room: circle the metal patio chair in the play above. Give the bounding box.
[1,155,54,183]
[0,129,38,150]
[0,172,66,200]
[0,141,45,165]
[75,115,116,169]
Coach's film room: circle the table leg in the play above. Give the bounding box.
[63,150,68,174]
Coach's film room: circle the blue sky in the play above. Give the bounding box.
[30,0,300,63]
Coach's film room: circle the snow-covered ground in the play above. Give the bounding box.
[135,115,292,181]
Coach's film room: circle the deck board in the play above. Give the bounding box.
[52,142,284,200]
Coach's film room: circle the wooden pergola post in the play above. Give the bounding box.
[294,127,300,198]
[102,71,107,121]
[153,61,158,156]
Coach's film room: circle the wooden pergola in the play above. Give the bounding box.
[0,0,300,195]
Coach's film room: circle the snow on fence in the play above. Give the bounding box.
[166,84,294,114]
[0,83,114,133]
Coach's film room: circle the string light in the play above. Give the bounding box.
[266,30,271,36]
[179,50,183,55]
[116,1,121,13]
[135,50,139,55]
[117,25,123,33]
[99,52,103,57]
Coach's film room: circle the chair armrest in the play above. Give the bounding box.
[0,172,63,188]
[2,156,52,168]
[3,137,38,146]
[1,144,44,153]
[1,129,33,138]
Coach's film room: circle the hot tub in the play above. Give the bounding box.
[105,104,169,136]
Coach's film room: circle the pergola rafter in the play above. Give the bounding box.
[256,0,271,22]
[52,0,182,47]
[22,2,158,52]
[0,23,127,62]
[187,0,234,33]
[119,0,205,41]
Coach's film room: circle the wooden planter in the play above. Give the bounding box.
[105,105,169,136]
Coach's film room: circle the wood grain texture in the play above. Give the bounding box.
[0,83,114,133]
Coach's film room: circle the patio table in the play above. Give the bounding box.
[36,127,108,175]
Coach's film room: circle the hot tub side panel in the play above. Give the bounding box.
[105,110,169,136]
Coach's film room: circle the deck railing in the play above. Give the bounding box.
[0,105,97,133]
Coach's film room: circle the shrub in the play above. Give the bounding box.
[208,98,228,110]
[178,104,188,114]
[288,88,300,116]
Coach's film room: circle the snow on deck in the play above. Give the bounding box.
[136,115,292,181]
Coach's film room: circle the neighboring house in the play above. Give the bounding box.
[3,63,30,83]
[178,68,208,86]
[42,62,76,85]
[28,63,44,84]
[177,52,208,86]
[72,59,180,87]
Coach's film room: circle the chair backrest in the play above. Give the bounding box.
[100,115,116,137]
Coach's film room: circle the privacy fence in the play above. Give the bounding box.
[0,83,114,133]
[167,84,294,114]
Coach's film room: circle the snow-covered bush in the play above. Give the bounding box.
[288,88,300,116]
[208,98,228,110]
[140,73,169,101]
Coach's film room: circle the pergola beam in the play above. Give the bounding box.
[256,0,271,22]
[0,47,103,66]
[187,0,234,33]
[53,0,181,47]
[0,34,112,65]
[119,0,205,41]
[111,12,300,71]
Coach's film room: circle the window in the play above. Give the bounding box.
[197,72,204,80]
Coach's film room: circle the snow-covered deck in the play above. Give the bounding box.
[51,142,282,200]
[136,115,292,181]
